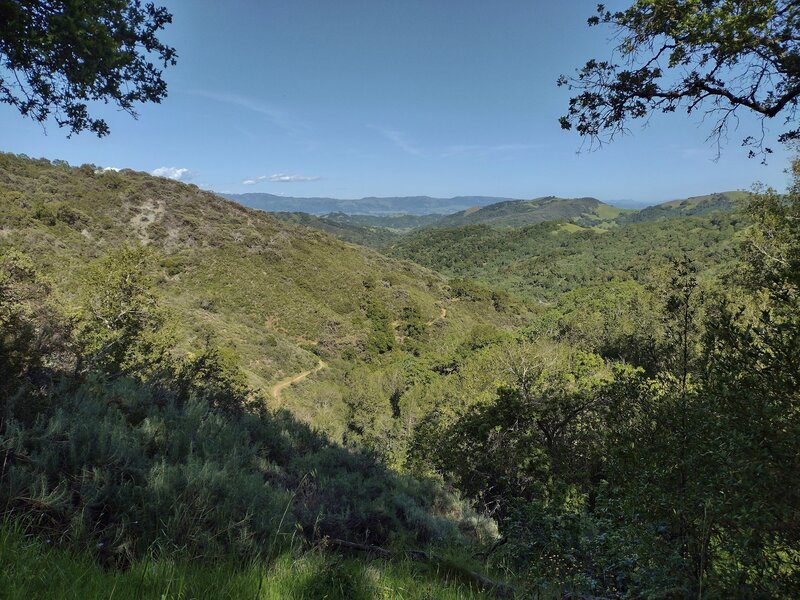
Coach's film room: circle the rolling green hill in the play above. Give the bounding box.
[432,196,634,229]
[0,153,519,597]
[258,197,634,247]
[240,193,747,253]
[618,191,749,223]
[3,152,796,599]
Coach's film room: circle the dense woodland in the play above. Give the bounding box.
[1,151,798,598]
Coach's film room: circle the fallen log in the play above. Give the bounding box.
[327,538,516,598]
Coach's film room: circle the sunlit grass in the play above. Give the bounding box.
[0,523,494,600]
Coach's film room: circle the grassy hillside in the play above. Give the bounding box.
[1,523,494,600]
[0,152,532,444]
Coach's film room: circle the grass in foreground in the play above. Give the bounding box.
[0,524,494,600]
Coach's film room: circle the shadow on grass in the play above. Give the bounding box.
[1,374,487,565]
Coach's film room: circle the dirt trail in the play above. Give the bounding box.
[426,305,447,327]
[271,359,327,402]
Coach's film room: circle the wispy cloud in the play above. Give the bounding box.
[151,167,192,181]
[242,173,320,185]
[370,125,541,159]
[187,89,311,144]
[371,126,425,156]
[440,142,544,157]
[269,173,320,183]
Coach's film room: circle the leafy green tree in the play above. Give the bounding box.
[695,164,800,594]
[176,336,252,413]
[598,177,800,597]
[432,345,613,517]
[76,246,171,377]
[559,0,800,156]
[536,280,663,374]
[0,0,176,136]
[362,295,395,355]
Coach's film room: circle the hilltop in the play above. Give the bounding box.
[432,196,633,229]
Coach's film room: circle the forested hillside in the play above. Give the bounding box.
[388,210,746,302]
[617,191,750,224]
[261,194,746,253]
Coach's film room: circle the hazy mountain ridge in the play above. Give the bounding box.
[222,192,518,216]
[263,192,747,249]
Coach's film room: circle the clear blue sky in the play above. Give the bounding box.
[1,0,793,205]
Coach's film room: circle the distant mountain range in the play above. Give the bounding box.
[221,190,748,223]
[220,193,518,216]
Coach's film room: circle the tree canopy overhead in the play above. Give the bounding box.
[559,0,800,157]
[0,0,176,136]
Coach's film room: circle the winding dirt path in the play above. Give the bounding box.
[270,359,327,402]
[426,305,447,327]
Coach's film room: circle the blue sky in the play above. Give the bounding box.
[1,0,793,206]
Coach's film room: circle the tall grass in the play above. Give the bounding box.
[0,521,492,600]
